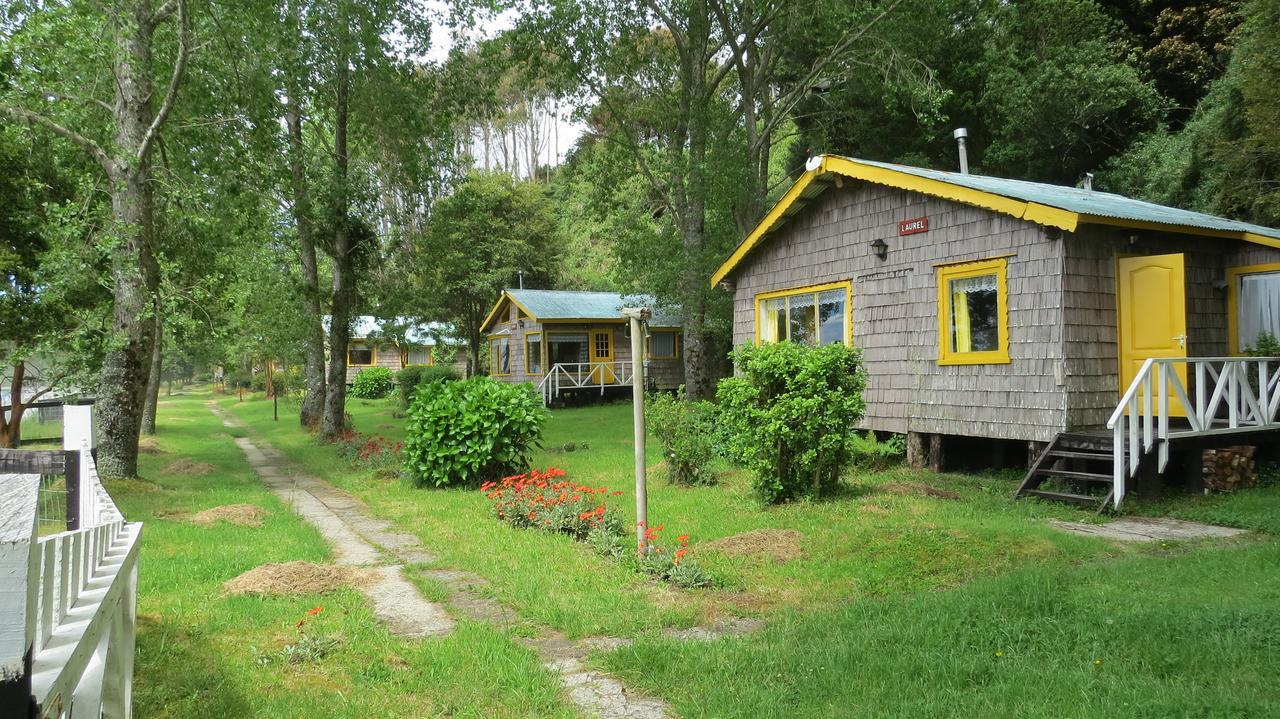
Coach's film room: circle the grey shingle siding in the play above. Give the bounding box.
[729,181,1280,444]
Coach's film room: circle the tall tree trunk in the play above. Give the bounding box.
[0,362,28,449]
[287,86,327,427]
[141,313,163,435]
[321,32,354,440]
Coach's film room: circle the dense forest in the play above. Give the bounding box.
[1,0,1277,475]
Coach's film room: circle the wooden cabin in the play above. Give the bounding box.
[711,155,1280,509]
[479,289,685,404]
[327,315,466,384]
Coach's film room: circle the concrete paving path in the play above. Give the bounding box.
[205,402,706,719]
[1051,516,1249,542]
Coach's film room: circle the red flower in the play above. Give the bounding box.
[481,481,497,491]
[612,490,625,496]
[307,606,324,616]
[677,534,689,544]
[579,511,594,520]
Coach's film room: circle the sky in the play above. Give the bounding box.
[423,2,587,165]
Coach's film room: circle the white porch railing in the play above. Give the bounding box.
[1,405,141,719]
[536,361,634,406]
[1106,356,1280,509]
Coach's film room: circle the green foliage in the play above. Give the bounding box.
[645,389,718,485]
[851,431,907,471]
[1244,331,1280,357]
[717,342,867,503]
[403,377,548,488]
[395,364,461,409]
[350,366,395,399]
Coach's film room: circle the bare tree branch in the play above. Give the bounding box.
[1,106,114,174]
[138,0,190,163]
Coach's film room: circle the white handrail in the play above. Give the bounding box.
[1105,356,1280,509]
[536,361,634,406]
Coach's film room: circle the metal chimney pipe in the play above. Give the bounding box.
[953,128,969,174]
[1083,172,1094,191]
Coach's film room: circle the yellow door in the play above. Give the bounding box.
[588,329,616,384]
[1118,253,1187,416]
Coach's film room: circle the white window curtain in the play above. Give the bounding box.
[1239,272,1280,350]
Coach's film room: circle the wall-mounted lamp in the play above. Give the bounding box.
[871,238,889,260]
[517,319,525,329]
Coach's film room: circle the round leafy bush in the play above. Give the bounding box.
[403,377,548,487]
[717,342,866,503]
[646,389,717,485]
[350,366,394,398]
[396,364,461,409]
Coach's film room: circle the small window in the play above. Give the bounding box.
[347,343,374,366]
[756,282,851,346]
[549,333,588,365]
[648,330,679,359]
[1228,265,1280,353]
[593,331,611,359]
[405,346,432,366]
[937,258,1010,365]
[490,337,511,376]
[526,333,544,374]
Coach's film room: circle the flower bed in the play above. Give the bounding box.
[482,468,714,588]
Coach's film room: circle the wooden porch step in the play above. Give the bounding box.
[1046,450,1114,461]
[1037,468,1113,483]
[1022,489,1110,505]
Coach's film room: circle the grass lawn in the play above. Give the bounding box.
[196,388,1280,716]
[115,391,576,718]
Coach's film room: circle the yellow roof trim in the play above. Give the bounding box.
[709,155,1080,288]
[710,155,1280,288]
[480,291,543,334]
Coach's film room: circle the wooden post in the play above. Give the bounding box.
[0,473,39,718]
[623,308,651,556]
[906,432,928,469]
[64,451,80,532]
[926,434,945,473]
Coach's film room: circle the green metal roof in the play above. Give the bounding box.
[857,158,1280,241]
[506,289,681,326]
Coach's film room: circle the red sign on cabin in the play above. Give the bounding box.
[898,217,929,236]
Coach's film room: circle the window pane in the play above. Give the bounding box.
[348,344,372,365]
[527,335,543,373]
[817,289,846,346]
[594,332,611,358]
[651,331,675,357]
[788,294,817,346]
[407,347,430,365]
[950,274,998,352]
[759,298,785,343]
[549,333,588,364]
[1239,272,1280,351]
[500,340,510,374]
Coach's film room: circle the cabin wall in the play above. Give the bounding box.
[487,304,684,390]
[730,183,1066,443]
[340,343,460,385]
[1062,228,1280,428]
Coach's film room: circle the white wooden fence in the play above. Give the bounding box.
[1106,356,1280,509]
[536,361,635,406]
[1,404,141,718]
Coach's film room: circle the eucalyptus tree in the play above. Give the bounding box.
[1,0,193,475]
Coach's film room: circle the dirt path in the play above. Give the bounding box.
[206,402,693,719]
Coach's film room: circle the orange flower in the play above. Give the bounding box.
[677,534,689,544]
[527,510,538,520]
[579,511,594,520]
[295,619,305,628]
[480,481,497,491]
[675,548,688,559]
[307,606,324,616]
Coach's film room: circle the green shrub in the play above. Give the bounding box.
[646,389,718,485]
[717,342,867,503]
[851,431,907,471]
[350,366,394,398]
[396,364,461,409]
[403,377,548,487]
[226,370,253,390]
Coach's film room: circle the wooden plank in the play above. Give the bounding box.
[0,473,38,718]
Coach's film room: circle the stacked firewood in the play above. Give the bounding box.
[1202,446,1257,492]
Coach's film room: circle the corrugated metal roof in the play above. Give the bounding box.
[507,290,681,326]
[855,158,1280,240]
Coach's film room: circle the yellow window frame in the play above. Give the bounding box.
[753,280,853,346]
[347,341,375,367]
[936,257,1010,365]
[1226,262,1280,354]
[401,345,433,367]
[647,329,681,359]
[525,332,545,375]
[489,336,511,376]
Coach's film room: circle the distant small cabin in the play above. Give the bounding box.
[712,154,1280,508]
[479,289,685,404]
[327,316,465,385]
